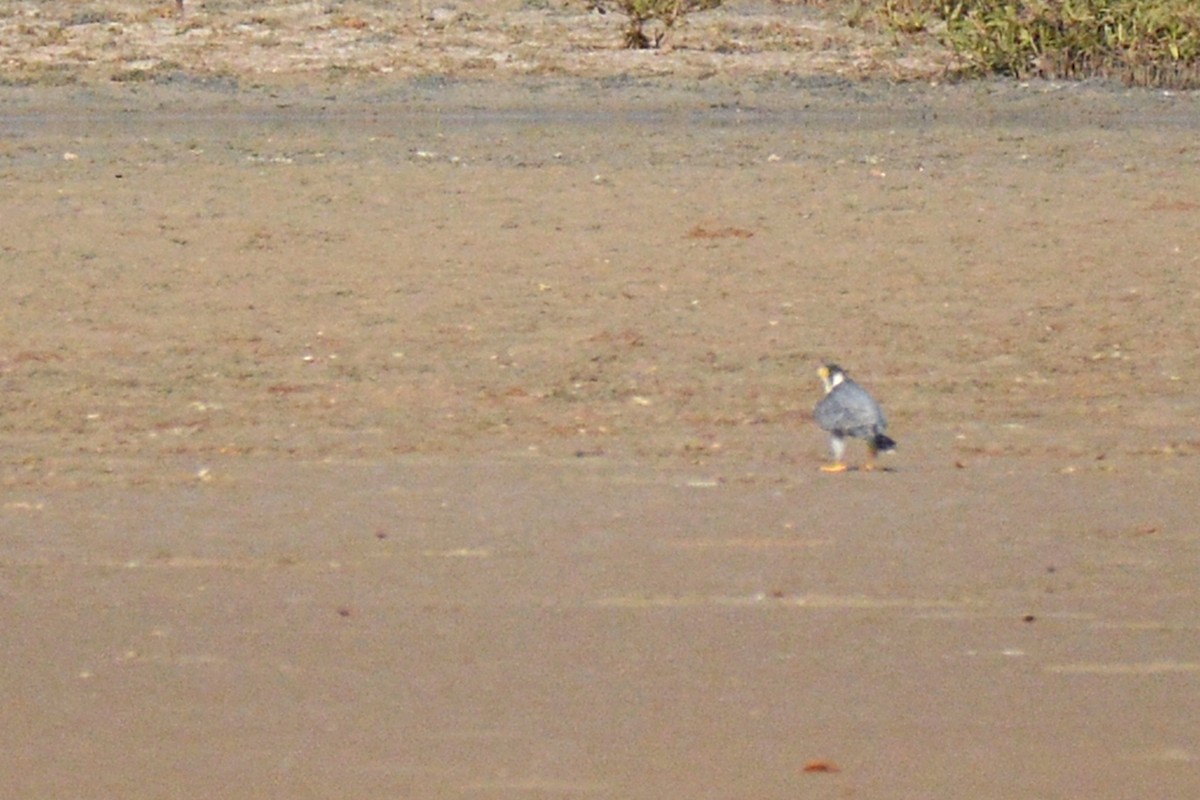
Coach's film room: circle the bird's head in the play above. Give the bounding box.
[817,363,846,393]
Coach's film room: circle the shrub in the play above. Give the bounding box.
[875,0,1200,88]
[587,0,723,49]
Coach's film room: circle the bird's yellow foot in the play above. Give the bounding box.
[820,462,848,473]
[862,461,877,472]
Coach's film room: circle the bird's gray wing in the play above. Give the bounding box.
[815,381,885,435]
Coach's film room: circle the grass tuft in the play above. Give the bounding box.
[871,0,1200,88]
[586,0,723,49]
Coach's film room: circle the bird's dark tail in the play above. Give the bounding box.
[873,433,897,452]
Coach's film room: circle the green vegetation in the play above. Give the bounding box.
[870,0,1200,88]
[587,0,723,49]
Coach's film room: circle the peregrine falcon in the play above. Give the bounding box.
[814,364,896,472]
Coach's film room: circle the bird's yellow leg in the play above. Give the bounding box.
[862,442,878,471]
[820,462,848,473]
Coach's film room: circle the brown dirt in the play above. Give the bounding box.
[0,0,952,85]
[3,2,1200,798]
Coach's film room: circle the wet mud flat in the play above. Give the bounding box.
[2,79,1200,798]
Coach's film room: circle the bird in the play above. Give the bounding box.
[813,363,896,472]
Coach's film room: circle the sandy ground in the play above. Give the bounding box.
[3,2,1200,797]
[0,0,952,84]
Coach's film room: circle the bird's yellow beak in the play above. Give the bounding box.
[817,365,829,381]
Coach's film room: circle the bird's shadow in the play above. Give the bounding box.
[821,465,899,474]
